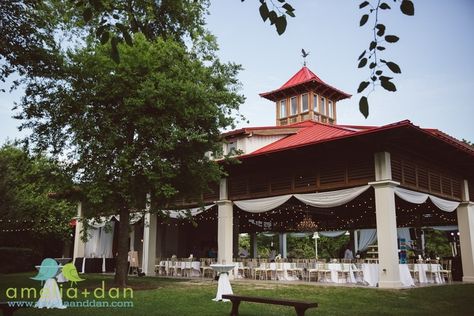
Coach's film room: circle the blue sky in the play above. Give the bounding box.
[1,1,473,143]
[205,0,474,141]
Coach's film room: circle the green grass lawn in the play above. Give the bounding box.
[1,273,473,315]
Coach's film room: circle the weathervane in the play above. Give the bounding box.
[301,48,310,66]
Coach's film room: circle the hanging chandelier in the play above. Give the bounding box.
[297,213,317,231]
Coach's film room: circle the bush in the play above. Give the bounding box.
[0,247,41,273]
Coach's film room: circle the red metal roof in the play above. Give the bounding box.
[235,119,474,159]
[259,66,352,102]
[251,121,356,155]
[279,66,324,90]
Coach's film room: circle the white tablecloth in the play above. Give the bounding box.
[362,264,414,287]
[160,261,201,276]
[414,264,444,284]
[35,278,67,309]
[327,263,357,283]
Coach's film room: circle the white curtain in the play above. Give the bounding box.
[289,233,311,238]
[394,187,460,212]
[397,227,412,248]
[84,227,100,257]
[319,231,346,237]
[431,225,458,231]
[234,185,370,213]
[166,204,215,219]
[112,212,143,224]
[358,229,377,252]
[294,185,371,208]
[97,221,115,258]
[234,195,292,213]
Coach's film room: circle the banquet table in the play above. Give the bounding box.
[414,263,444,284]
[267,262,299,281]
[362,263,415,287]
[327,263,358,283]
[159,261,201,277]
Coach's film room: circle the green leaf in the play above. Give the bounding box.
[110,37,120,63]
[268,11,278,25]
[99,31,109,45]
[400,0,415,16]
[376,70,383,75]
[282,3,294,12]
[275,15,287,35]
[358,58,368,68]
[376,24,385,37]
[377,46,386,51]
[385,35,399,43]
[385,61,401,74]
[369,41,377,50]
[358,50,366,61]
[259,3,269,22]
[380,76,397,92]
[359,1,370,9]
[286,10,295,17]
[359,96,369,118]
[83,7,93,22]
[379,3,391,10]
[122,30,133,46]
[360,14,369,27]
[357,81,370,93]
[369,62,376,69]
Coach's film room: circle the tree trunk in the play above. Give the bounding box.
[114,206,130,287]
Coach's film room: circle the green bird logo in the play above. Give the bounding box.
[62,263,85,286]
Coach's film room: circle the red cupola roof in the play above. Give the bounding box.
[259,66,351,102]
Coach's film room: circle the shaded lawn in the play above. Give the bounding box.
[0,273,473,315]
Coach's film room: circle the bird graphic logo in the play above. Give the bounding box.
[62,263,85,286]
[31,258,59,284]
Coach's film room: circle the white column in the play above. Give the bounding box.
[457,180,474,282]
[217,178,233,266]
[279,233,287,258]
[142,194,157,276]
[73,202,85,261]
[129,225,135,251]
[369,151,402,288]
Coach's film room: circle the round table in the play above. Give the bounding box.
[210,264,235,302]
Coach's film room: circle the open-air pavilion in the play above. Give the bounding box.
[72,67,474,289]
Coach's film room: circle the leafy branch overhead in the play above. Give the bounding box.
[357,0,414,118]
[240,0,295,35]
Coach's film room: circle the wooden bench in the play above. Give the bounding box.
[221,294,318,316]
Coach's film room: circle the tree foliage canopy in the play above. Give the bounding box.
[0,144,75,238]
[17,34,244,212]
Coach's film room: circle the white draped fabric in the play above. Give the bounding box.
[234,195,292,213]
[294,185,371,208]
[289,233,311,238]
[166,204,215,219]
[397,227,412,248]
[319,231,346,238]
[431,225,458,231]
[234,185,371,213]
[84,227,100,258]
[394,187,460,212]
[97,221,115,258]
[358,229,377,252]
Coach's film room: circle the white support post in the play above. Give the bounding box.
[142,194,157,276]
[369,151,402,288]
[217,178,233,267]
[73,202,85,262]
[279,233,287,258]
[129,226,135,252]
[457,180,474,282]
